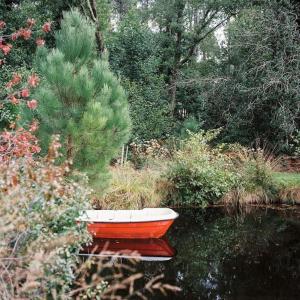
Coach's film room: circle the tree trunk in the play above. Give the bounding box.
[168,1,184,117]
[169,68,179,116]
[88,0,105,54]
[67,134,73,161]
[95,30,105,53]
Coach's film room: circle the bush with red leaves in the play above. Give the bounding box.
[0,123,40,162]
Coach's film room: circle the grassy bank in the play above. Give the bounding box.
[97,133,300,209]
[273,172,300,204]
[97,167,300,209]
[273,172,300,187]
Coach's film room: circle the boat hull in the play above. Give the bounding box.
[87,219,175,239]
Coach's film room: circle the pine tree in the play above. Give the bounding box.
[33,9,130,187]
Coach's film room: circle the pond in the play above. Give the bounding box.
[82,206,300,299]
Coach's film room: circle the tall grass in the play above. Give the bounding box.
[223,146,280,205]
[94,163,166,209]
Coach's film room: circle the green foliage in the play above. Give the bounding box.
[33,9,130,187]
[3,0,299,153]
[108,10,157,82]
[106,0,298,152]
[123,79,172,140]
[0,102,18,128]
[201,1,300,150]
[165,130,238,207]
[95,0,111,33]
[290,130,300,156]
[240,157,274,194]
[107,10,173,140]
[179,116,203,139]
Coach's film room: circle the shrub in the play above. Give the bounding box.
[129,139,171,169]
[0,136,91,298]
[164,131,284,207]
[0,16,52,129]
[0,124,40,161]
[164,130,239,207]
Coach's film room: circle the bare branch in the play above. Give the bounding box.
[180,14,233,65]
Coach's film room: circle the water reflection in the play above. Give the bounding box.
[80,237,175,261]
[136,207,300,300]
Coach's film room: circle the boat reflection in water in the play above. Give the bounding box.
[80,237,176,262]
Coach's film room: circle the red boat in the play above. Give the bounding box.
[78,208,179,239]
[81,237,175,261]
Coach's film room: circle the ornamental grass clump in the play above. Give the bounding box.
[95,163,165,209]
[223,145,280,204]
[273,172,300,204]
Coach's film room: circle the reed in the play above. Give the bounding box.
[222,146,280,205]
[279,187,300,204]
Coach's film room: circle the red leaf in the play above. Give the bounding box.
[21,88,30,98]
[27,74,39,87]
[42,22,51,33]
[27,99,38,110]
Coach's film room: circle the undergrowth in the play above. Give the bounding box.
[99,132,300,209]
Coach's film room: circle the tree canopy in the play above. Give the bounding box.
[1,0,299,152]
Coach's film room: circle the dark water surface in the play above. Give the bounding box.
[137,206,300,300]
[84,206,300,299]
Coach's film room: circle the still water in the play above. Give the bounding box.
[84,206,300,299]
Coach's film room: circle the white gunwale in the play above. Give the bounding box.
[77,208,179,223]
